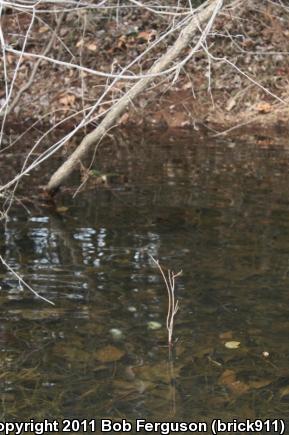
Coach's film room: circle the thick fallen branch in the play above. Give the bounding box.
[46,0,222,194]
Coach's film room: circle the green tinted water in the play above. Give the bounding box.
[1,131,289,427]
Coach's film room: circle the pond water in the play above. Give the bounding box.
[1,130,289,431]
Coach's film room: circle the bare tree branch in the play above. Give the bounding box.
[46,0,223,193]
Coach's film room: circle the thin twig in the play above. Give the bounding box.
[0,254,55,305]
[150,255,181,346]
[6,11,65,115]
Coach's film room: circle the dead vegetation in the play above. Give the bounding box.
[1,1,288,130]
[0,0,289,199]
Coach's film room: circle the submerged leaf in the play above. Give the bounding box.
[109,328,124,339]
[280,385,289,398]
[94,345,124,363]
[56,206,69,213]
[219,369,249,396]
[225,341,241,349]
[147,321,162,330]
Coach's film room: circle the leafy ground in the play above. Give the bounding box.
[1,1,289,135]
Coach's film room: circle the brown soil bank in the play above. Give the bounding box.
[1,0,289,135]
[134,1,289,134]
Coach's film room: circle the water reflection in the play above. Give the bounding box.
[1,131,289,422]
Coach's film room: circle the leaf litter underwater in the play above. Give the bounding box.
[1,130,289,424]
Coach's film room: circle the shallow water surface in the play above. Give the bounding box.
[1,131,289,428]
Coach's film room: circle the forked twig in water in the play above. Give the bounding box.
[150,255,182,347]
